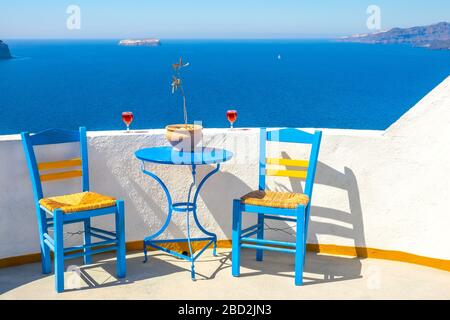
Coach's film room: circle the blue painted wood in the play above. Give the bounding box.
[241,224,258,234]
[43,232,54,246]
[261,214,297,223]
[304,130,322,239]
[267,127,315,144]
[241,229,258,238]
[89,227,117,238]
[241,244,296,254]
[79,127,90,192]
[91,227,117,239]
[241,237,296,248]
[62,206,117,222]
[38,207,51,274]
[231,127,322,286]
[21,132,44,201]
[135,146,233,165]
[258,128,267,190]
[47,216,89,225]
[90,231,115,241]
[64,239,118,253]
[41,207,55,216]
[242,204,298,216]
[21,127,127,293]
[254,127,267,261]
[83,218,92,264]
[256,214,264,261]
[231,199,242,277]
[53,209,64,293]
[115,200,126,278]
[28,128,80,146]
[294,206,306,286]
[43,239,55,252]
[64,246,118,260]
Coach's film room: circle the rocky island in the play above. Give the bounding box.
[0,40,12,59]
[118,39,160,46]
[338,22,450,50]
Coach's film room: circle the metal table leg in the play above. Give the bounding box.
[141,162,220,280]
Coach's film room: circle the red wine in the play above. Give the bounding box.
[122,112,134,127]
[226,110,237,124]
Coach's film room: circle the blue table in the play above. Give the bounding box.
[135,146,233,280]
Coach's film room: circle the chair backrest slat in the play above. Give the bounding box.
[266,169,308,179]
[267,128,315,144]
[29,128,81,146]
[259,127,322,201]
[21,127,90,201]
[37,158,82,171]
[40,170,83,182]
[266,158,309,168]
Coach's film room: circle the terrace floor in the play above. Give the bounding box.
[1,249,449,300]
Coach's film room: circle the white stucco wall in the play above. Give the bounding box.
[1,76,449,261]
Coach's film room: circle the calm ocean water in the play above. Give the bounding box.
[1,39,449,134]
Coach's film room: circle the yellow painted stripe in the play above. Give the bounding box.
[38,158,82,171]
[306,243,450,272]
[266,158,309,167]
[1,240,449,272]
[40,170,82,182]
[266,169,307,179]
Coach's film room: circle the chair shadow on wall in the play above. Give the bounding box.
[199,159,367,285]
[304,161,366,285]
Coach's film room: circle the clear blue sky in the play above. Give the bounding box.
[1,0,449,39]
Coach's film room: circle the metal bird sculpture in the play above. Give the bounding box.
[172,56,190,70]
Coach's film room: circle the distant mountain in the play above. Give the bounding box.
[338,22,450,50]
[0,40,12,59]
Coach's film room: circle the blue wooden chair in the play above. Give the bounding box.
[232,128,322,285]
[21,127,126,293]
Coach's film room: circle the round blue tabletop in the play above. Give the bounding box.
[135,146,233,165]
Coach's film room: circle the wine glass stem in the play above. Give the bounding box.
[127,125,130,131]
[230,122,233,129]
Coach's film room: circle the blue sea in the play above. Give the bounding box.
[1,39,449,134]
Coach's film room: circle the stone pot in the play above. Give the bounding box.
[165,124,203,151]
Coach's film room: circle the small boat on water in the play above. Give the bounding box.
[118,39,161,46]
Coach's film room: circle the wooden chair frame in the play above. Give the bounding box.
[232,127,322,285]
[21,127,126,292]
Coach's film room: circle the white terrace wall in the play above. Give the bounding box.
[0,76,449,261]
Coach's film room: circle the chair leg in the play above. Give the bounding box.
[231,199,242,277]
[294,206,306,286]
[83,218,92,265]
[256,214,264,261]
[37,207,51,274]
[115,200,126,278]
[53,209,65,293]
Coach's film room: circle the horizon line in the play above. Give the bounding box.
[2,37,338,41]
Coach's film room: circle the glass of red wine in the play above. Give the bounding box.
[226,109,237,129]
[122,111,134,132]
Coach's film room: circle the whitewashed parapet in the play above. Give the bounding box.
[0,76,449,261]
